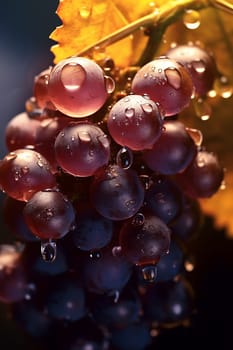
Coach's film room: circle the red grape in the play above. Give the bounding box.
[143,120,197,175]
[54,121,111,177]
[48,56,114,117]
[107,94,163,150]
[131,57,194,116]
[0,149,56,201]
[5,112,41,151]
[166,44,217,97]
[23,189,76,240]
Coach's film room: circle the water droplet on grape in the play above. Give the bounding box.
[214,75,233,99]
[141,103,153,113]
[125,107,135,118]
[79,130,91,142]
[79,5,92,19]
[192,60,206,74]
[193,97,211,121]
[184,257,195,271]
[165,68,181,89]
[141,265,157,283]
[90,250,102,259]
[41,240,57,262]
[116,147,133,169]
[220,180,226,190]
[183,9,201,30]
[132,212,145,226]
[139,174,151,190]
[6,152,17,161]
[104,75,115,93]
[186,127,203,147]
[61,63,86,91]
[112,246,122,257]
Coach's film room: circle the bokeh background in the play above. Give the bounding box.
[0,1,233,349]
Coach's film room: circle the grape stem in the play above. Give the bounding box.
[77,0,233,65]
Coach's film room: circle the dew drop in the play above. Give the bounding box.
[61,63,86,91]
[139,174,151,190]
[192,60,206,74]
[112,246,122,257]
[141,103,153,113]
[104,75,115,93]
[41,240,57,262]
[6,152,17,161]
[220,180,226,190]
[184,257,195,272]
[116,146,133,169]
[141,265,157,283]
[125,107,135,118]
[183,9,201,30]
[113,290,120,303]
[90,250,102,259]
[185,127,203,147]
[132,212,145,226]
[193,97,211,121]
[214,75,233,99]
[165,68,181,89]
[79,5,92,19]
[21,166,29,175]
[78,130,91,142]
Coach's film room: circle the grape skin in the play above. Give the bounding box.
[23,190,76,240]
[0,148,56,201]
[131,57,194,116]
[107,94,163,151]
[48,57,110,117]
[143,120,197,175]
[90,164,145,221]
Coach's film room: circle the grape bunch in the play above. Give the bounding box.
[0,41,226,350]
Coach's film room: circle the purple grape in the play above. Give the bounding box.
[90,164,145,220]
[107,94,163,150]
[43,272,86,321]
[169,196,203,241]
[81,247,133,295]
[131,57,194,116]
[175,150,224,198]
[5,112,41,152]
[23,189,76,240]
[166,43,217,96]
[142,120,197,175]
[144,175,184,224]
[48,56,113,117]
[142,278,194,324]
[71,202,113,251]
[156,239,184,282]
[119,213,171,265]
[54,121,111,177]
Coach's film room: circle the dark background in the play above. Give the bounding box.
[0,1,233,349]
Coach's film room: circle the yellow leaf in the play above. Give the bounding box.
[50,0,156,66]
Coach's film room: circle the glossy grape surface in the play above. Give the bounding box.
[131,57,194,116]
[107,94,163,150]
[48,57,111,117]
[0,149,56,201]
[55,121,111,177]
